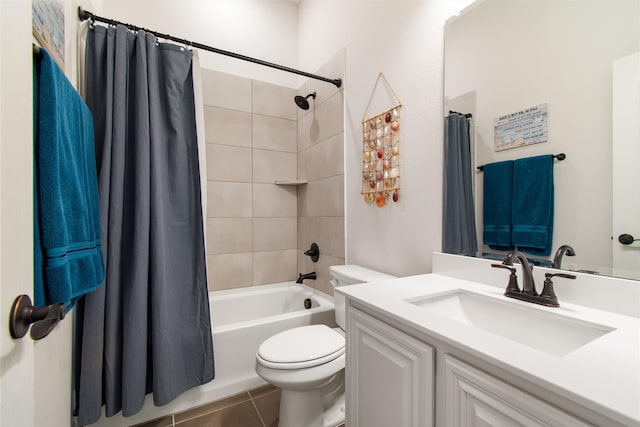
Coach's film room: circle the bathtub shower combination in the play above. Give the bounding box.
[92,282,335,427]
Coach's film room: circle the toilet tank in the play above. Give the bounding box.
[329,265,396,329]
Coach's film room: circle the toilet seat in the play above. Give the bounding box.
[257,324,345,370]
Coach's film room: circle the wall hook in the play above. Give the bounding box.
[9,295,66,340]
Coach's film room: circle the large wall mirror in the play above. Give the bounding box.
[444,0,640,280]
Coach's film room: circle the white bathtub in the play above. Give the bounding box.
[92,282,335,426]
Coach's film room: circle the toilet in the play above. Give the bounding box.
[255,265,396,427]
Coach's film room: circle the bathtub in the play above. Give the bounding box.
[92,282,335,426]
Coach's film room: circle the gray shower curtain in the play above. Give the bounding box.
[442,114,478,256]
[75,25,214,424]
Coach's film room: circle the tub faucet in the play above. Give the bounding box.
[552,245,575,269]
[296,272,316,284]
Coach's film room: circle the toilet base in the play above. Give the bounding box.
[277,371,345,427]
[279,388,323,427]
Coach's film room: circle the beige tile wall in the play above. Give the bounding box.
[202,49,345,294]
[297,49,346,296]
[203,70,299,291]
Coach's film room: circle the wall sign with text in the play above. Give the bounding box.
[494,103,548,151]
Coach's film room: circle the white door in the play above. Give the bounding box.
[612,52,640,280]
[1,1,73,426]
[346,307,434,427]
[0,0,37,425]
[444,355,590,426]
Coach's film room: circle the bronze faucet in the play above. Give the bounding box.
[296,272,317,284]
[552,245,576,269]
[492,250,576,307]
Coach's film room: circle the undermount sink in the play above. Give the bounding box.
[406,290,614,357]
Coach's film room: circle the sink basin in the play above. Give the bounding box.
[407,290,614,356]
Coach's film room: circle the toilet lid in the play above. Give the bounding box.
[257,325,345,368]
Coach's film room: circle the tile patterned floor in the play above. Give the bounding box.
[131,384,280,427]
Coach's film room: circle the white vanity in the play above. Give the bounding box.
[337,253,640,427]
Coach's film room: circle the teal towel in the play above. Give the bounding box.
[512,155,554,256]
[483,160,514,250]
[33,49,105,310]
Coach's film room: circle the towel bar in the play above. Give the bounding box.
[477,153,566,172]
[9,295,66,340]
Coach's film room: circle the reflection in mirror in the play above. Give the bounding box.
[444,0,640,280]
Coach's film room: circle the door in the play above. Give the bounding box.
[1,1,73,426]
[612,52,640,279]
[0,0,37,425]
[444,355,590,427]
[346,307,434,427]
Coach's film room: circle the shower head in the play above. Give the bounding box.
[294,92,316,110]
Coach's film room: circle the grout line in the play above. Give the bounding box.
[248,393,267,427]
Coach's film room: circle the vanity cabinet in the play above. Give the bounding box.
[346,307,434,427]
[444,355,590,427]
[345,304,595,427]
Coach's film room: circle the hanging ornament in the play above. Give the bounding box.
[360,72,402,208]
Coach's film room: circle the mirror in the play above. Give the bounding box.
[444,0,640,280]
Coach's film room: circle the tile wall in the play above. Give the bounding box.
[296,49,346,295]
[202,70,299,291]
[202,49,345,295]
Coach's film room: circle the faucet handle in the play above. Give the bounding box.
[546,272,577,281]
[491,263,515,272]
[539,272,576,307]
[492,263,520,294]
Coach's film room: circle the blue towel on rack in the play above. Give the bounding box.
[512,155,554,256]
[483,160,514,250]
[33,49,105,310]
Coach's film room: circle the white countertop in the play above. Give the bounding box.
[337,273,640,426]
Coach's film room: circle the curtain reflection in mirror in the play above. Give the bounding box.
[443,113,477,256]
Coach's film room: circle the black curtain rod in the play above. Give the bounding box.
[77,7,342,89]
[477,153,566,171]
[449,110,472,118]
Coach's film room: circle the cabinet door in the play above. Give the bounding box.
[346,307,434,427]
[444,355,591,427]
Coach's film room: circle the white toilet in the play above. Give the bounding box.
[255,265,396,427]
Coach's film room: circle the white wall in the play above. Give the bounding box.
[100,0,301,88]
[298,0,472,276]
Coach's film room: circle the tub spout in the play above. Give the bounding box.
[296,272,316,284]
